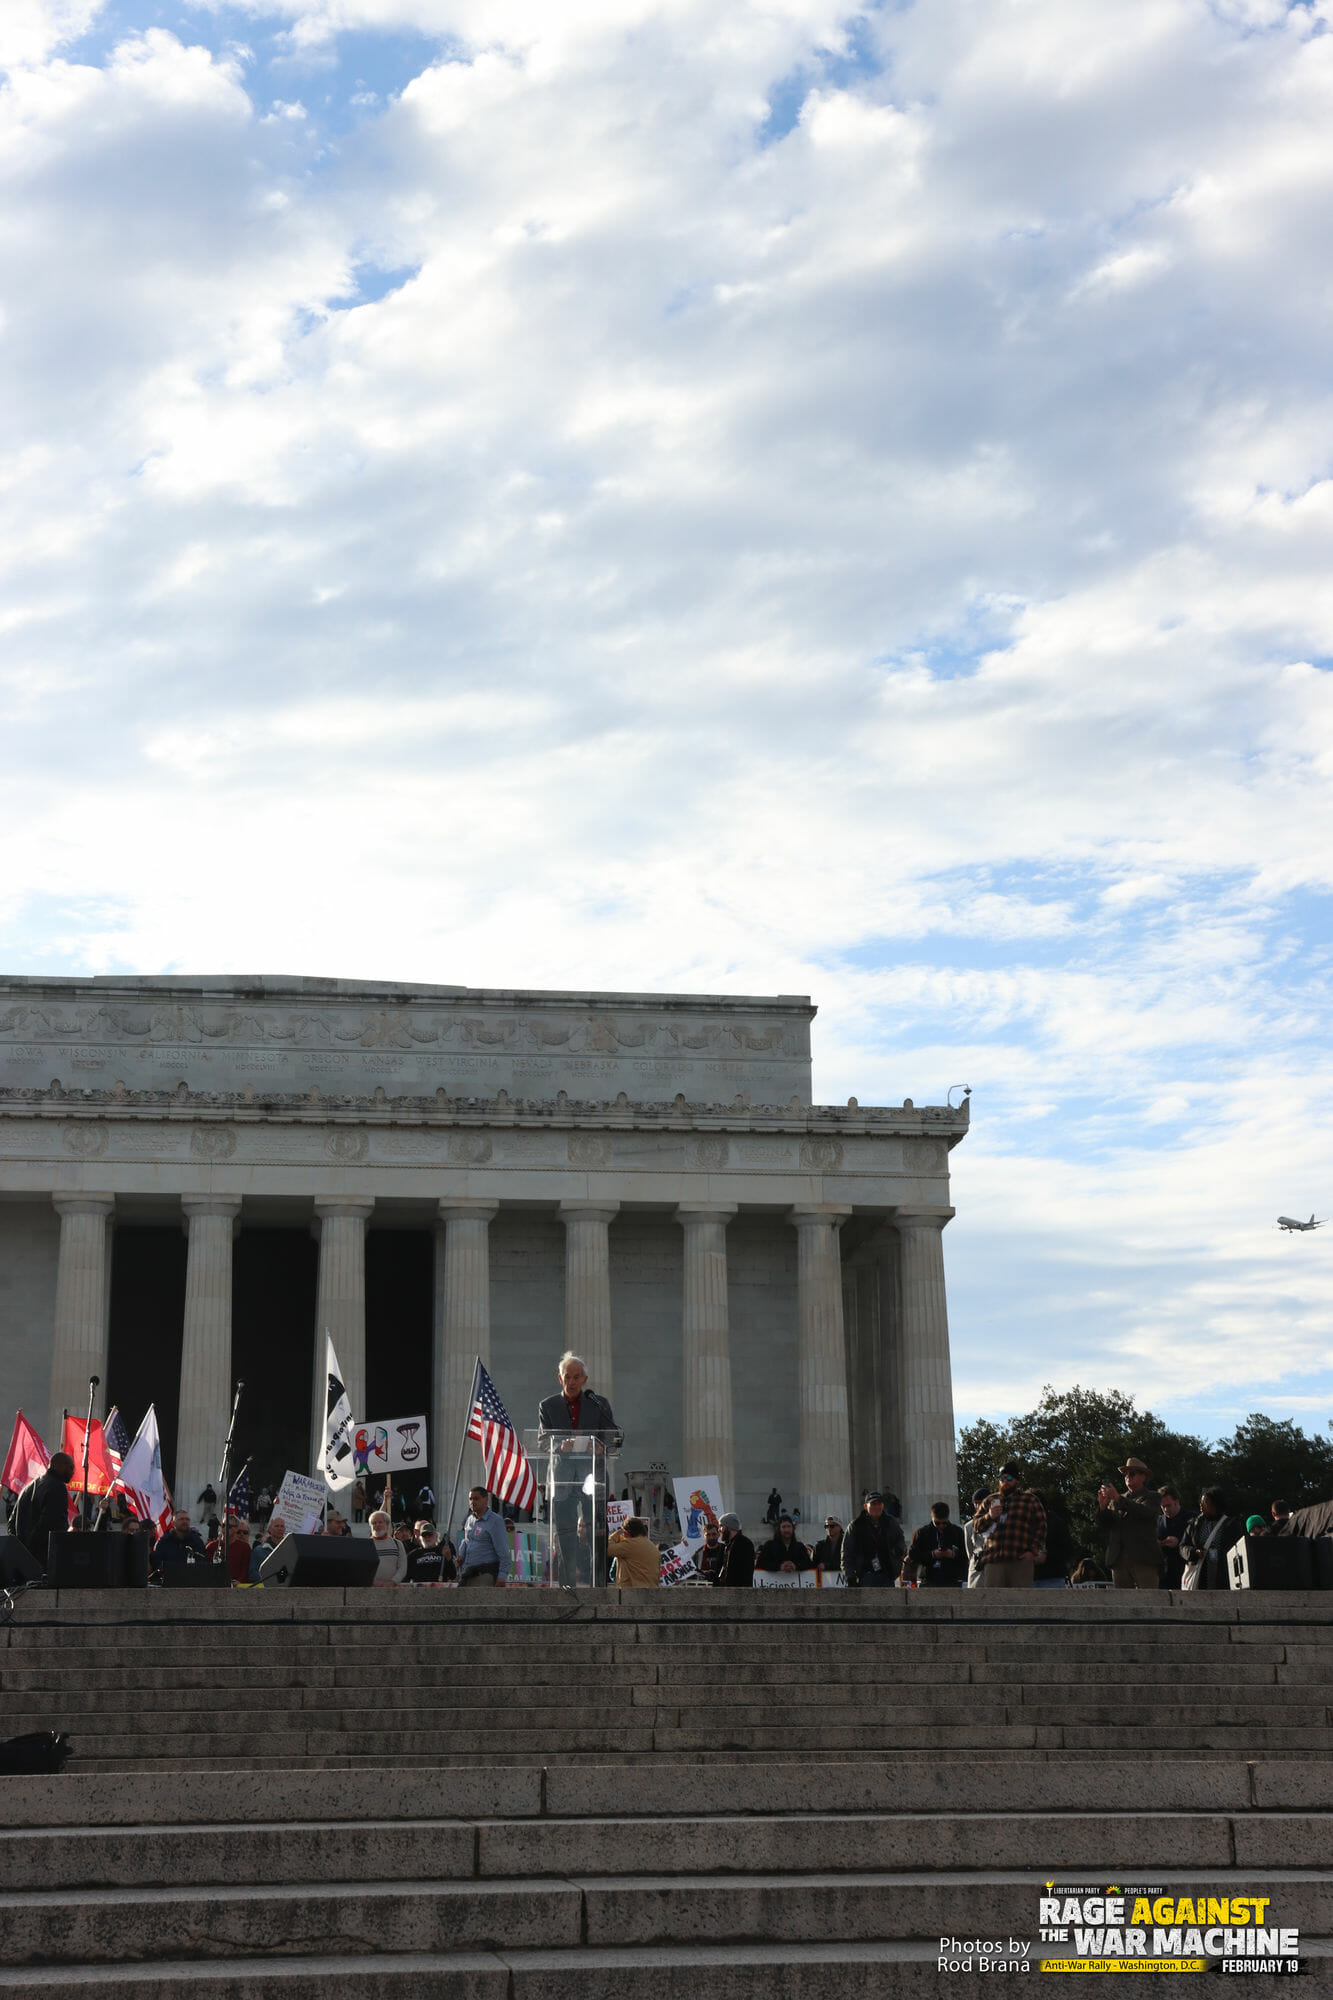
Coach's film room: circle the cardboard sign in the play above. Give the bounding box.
[272,1469,326,1536]
[354,1416,428,1475]
[605,1499,633,1536]
[658,1540,701,1586]
[672,1475,724,1546]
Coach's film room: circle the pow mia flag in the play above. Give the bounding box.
[322,1335,356,1491]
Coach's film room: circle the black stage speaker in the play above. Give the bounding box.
[258,1533,379,1588]
[53,1532,128,1589]
[159,1561,230,1588]
[1313,1538,1333,1591]
[1229,1535,1314,1590]
[52,1532,151,1588]
[0,1536,45,1586]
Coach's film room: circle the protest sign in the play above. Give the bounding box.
[753,1569,847,1588]
[658,1540,701,1586]
[605,1498,633,1536]
[671,1475,724,1545]
[354,1416,427,1475]
[273,1469,326,1535]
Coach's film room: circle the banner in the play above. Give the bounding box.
[658,1540,701,1586]
[354,1415,428,1475]
[61,1416,117,1498]
[2,1411,49,1494]
[272,1469,327,1536]
[321,1335,356,1490]
[753,1568,847,1588]
[671,1475,724,1546]
[118,1405,172,1536]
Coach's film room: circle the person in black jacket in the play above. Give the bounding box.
[841,1491,907,1586]
[1179,1487,1244,1589]
[13,1453,75,1572]
[714,1513,755,1587]
[756,1515,813,1573]
[906,1503,967,1586]
[537,1351,619,1586]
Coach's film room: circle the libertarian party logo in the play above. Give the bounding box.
[1036,1883,1301,1975]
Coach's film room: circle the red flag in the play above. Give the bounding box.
[61,1415,118,1498]
[2,1411,49,1493]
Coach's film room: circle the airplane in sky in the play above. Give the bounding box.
[1277,1213,1324,1232]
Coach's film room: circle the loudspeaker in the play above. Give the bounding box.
[0,1536,45,1586]
[258,1533,379,1588]
[1313,1538,1333,1591]
[1229,1535,1314,1590]
[51,1532,152,1589]
[52,1532,126,1589]
[159,1561,230,1588]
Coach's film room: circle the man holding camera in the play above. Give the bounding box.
[1098,1457,1163,1590]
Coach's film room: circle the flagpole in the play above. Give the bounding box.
[80,1377,98,1532]
[445,1357,481,1548]
[217,1380,244,1575]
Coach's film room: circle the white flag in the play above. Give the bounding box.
[322,1334,356,1490]
[118,1404,172,1535]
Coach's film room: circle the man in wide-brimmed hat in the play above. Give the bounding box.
[1097,1457,1162,1589]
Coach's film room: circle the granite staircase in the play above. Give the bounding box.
[1,1588,1330,1995]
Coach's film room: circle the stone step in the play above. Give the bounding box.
[10,1753,1325,1828]
[3,1868,1329,1967]
[6,1808,1332,1892]
[0,1939,994,1999]
[6,1660,1329,1695]
[33,1713,1333,1764]
[11,1694,1330,1739]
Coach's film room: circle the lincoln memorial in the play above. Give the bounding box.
[0,976,966,1532]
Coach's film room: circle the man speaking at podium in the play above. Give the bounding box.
[538,1351,617,1587]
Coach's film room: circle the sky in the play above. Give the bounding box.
[2,0,1332,1447]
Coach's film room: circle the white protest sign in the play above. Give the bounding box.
[354,1415,428,1476]
[752,1569,846,1588]
[658,1540,700,1586]
[605,1499,633,1536]
[273,1469,326,1536]
[672,1475,724,1546]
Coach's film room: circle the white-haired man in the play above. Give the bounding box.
[538,1350,618,1586]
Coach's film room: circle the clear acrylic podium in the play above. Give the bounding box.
[526,1426,622,1587]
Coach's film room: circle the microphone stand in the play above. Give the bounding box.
[81,1376,99,1532]
[217,1381,244,1578]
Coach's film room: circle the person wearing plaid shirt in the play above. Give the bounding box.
[971,1463,1046,1588]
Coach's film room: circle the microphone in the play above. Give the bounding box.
[89,1374,100,1388]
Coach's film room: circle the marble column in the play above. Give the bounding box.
[435,1200,498,1503]
[49,1195,115,1445]
[310,1199,374,1475]
[558,1201,619,1399]
[787,1205,853,1526]
[895,1206,959,1535]
[176,1197,241,1518]
[842,1253,884,1512]
[675,1204,737,1502]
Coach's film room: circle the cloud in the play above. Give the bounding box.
[3,0,1333,1440]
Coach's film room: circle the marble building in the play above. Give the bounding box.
[0,976,966,1534]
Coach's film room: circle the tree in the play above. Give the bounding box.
[957,1384,1212,1566]
[1212,1415,1333,1524]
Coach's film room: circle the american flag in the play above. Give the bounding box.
[103,1407,132,1477]
[466,1363,536,1512]
[228,1462,250,1522]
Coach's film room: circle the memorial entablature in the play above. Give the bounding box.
[0,977,966,1535]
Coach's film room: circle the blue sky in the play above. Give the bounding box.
[2,0,1332,1448]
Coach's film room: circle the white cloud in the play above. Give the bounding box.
[3,0,1333,1438]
